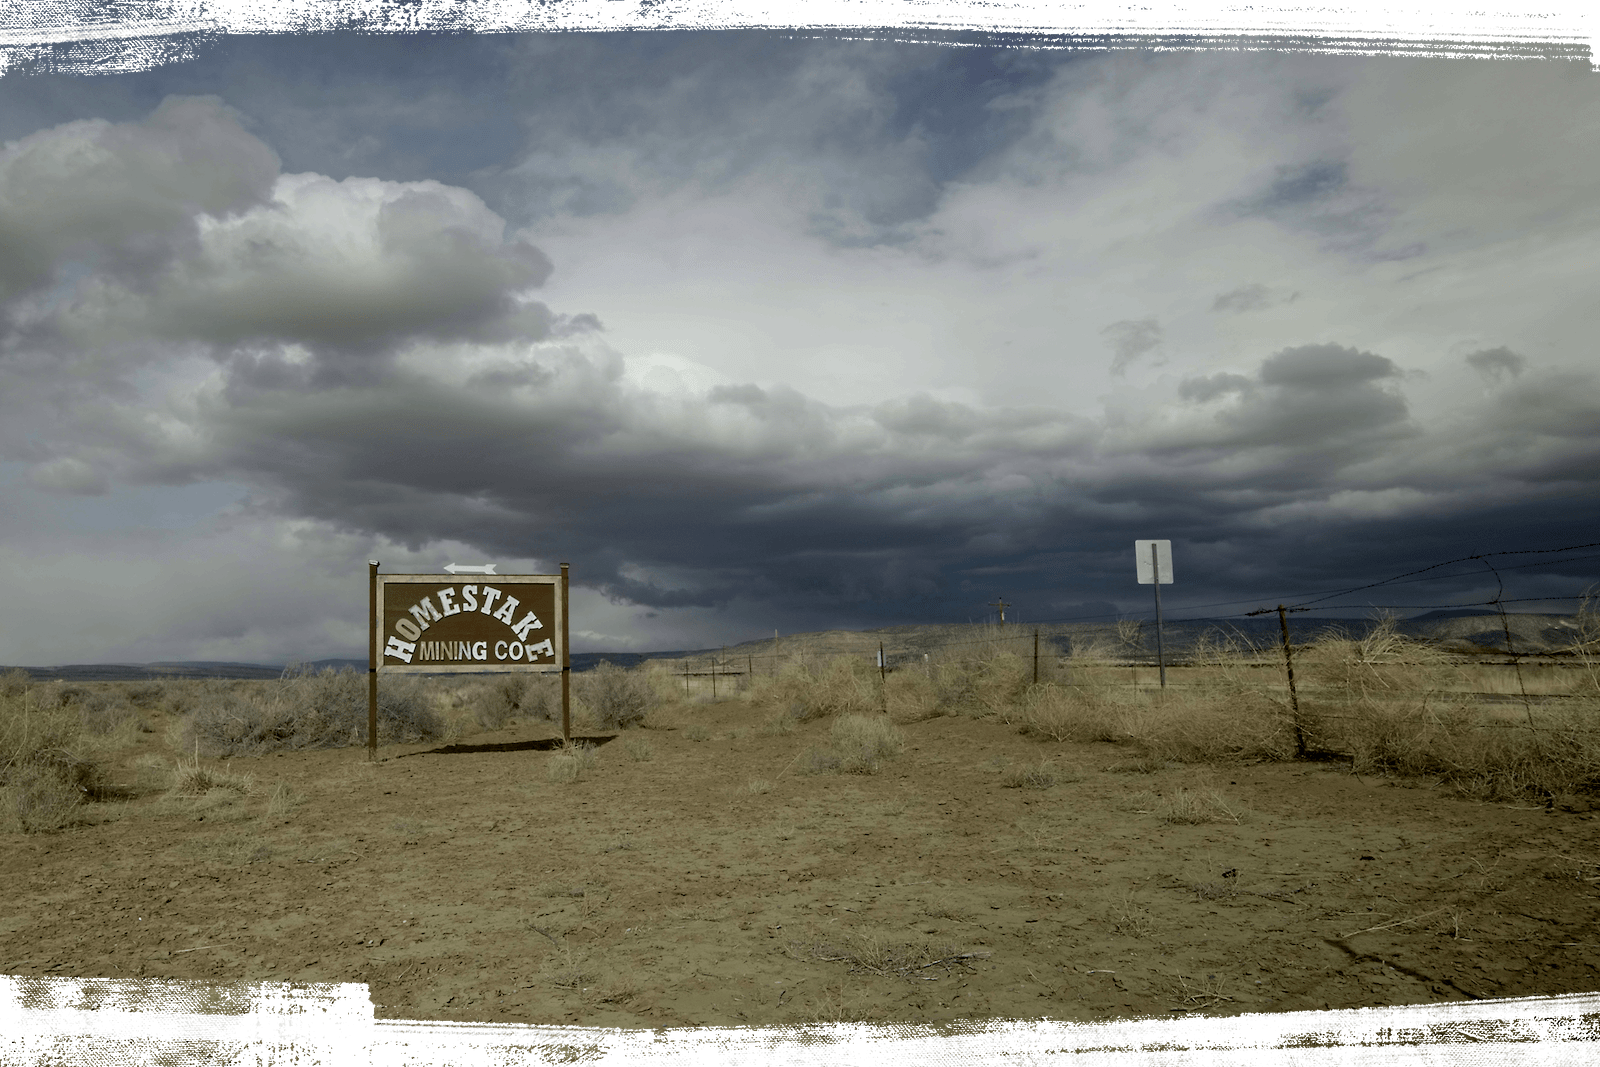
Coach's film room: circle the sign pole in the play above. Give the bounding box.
[1151,544,1166,691]
[560,562,571,745]
[367,560,379,761]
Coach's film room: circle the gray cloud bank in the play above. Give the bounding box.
[3,83,1598,656]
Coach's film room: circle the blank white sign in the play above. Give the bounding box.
[1135,540,1173,584]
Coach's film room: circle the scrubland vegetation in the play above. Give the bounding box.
[4,608,1599,833]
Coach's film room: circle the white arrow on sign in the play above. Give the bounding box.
[443,563,498,575]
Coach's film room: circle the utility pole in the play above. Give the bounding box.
[989,597,1009,624]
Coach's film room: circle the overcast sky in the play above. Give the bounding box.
[1,34,1597,665]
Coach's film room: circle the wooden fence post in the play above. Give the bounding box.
[1277,604,1306,759]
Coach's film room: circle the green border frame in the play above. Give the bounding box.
[0,4,1593,1062]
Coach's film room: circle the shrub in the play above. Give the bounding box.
[77,691,141,737]
[1123,690,1299,764]
[581,662,653,730]
[0,668,33,700]
[182,666,443,756]
[167,756,254,797]
[0,685,102,833]
[2,762,88,833]
[121,681,168,707]
[1159,787,1242,824]
[827,714,905,774]
[547,741,597,784]
[797,748,843,775]
[752,656,880,723]
[1016,685,1126,744]
[927,628,1030,718]
[884,670,941,723]
[999,759,1062,789]
[477,674,553,729]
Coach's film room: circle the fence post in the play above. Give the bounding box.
[1033,629,1040,686]
[1277,604,1307,758]
[1480,556,1534,726]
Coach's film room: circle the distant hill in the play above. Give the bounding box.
[2,612,1582,682]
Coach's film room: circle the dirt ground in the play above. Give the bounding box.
[4,697,1599,1030]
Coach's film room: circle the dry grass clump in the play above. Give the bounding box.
[475,674,554,730]
[1298,616,1458,709]
[576,662,655,730]
[830,713,905,773]
[547,741,598,784]
[884,669,942,723]
[1569,588,1600,696]
[928,628,1031,717]
[1158,786,1243,824]
[622,735,654,762]
[798,748,845,775]
[1109,890,1154,937]
[799,714,905,776]
[181,666,443,756]
[1292,617,1600,801]
[752,657,882,723]
[0,674,104,833]
[999,759,1069,789]
[167,753,255,797]
[1408,710,1593,799]
[1014,684,1128,744]
[1122,691,1300,764]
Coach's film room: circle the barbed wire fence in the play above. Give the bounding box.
[651,540,1600,738]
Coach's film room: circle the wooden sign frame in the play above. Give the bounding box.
[366,562,572,758]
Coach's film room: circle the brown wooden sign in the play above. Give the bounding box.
[376,574,563,673]
[365,561,574,758]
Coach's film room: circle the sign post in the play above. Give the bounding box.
[368,560,379,761]
[560,562,571,745]
[370,563,570,754]
[1134,540,1173,690]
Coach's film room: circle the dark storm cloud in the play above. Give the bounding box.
[83,329,1595,623]
[1151,344,1411,484]
[5,78,1600,637]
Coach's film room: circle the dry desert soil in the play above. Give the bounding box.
[4,697,1599,1030]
